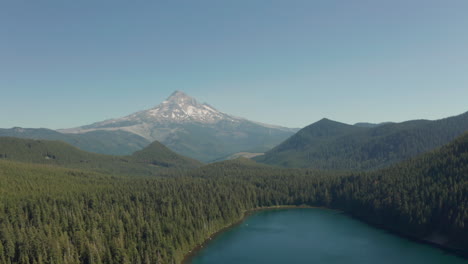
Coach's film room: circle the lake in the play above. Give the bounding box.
[188,208,466,264]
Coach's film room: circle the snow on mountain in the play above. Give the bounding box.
[60,91,298,161]
[97,91,238,126]
[130,91,237,123]
[60,91,292,139]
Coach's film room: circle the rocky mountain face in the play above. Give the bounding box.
[61,91,298,162]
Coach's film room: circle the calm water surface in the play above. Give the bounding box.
[189,209,466,264]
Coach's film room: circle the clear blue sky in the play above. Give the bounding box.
[1,0,467,129]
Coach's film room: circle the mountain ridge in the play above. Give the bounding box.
[0,127,151,156]
[59,91,298,162]
[0,136,202,175]
[255,111,468,170]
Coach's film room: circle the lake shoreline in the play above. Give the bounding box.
[181,205,320,264]
[182,206,467,263]
[341,211,468,259]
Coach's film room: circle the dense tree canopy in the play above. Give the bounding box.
[256,112,468,170]
[0,133,467,263]
[0,137,201,176]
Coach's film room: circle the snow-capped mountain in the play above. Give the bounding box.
[93,91,235,126]
[63,91,241,136]
[144,91,231,123]
[61,91,298,162]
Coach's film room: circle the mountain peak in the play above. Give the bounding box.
[170,90,186,97]
[314,118,346,126]
[60,91,297,162]
[161,91,201,110]
[298,118,358,138]
[166,90,194,103]
[317,118,332,123]
[134,91,228,124]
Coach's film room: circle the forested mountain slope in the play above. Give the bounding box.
[0,134,466,263]
[256,111,468,170]
[0,137,201,175]
[131,141,202,169]
[0,127,151,155]
[331,132,468,250]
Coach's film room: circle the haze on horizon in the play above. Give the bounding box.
[1,0,467,129]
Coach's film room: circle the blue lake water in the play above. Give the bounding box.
[189,208,466,264]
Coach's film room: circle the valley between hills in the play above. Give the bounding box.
[0,91,467,263]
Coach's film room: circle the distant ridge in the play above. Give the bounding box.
[0,137,202,175]
[255,111,468,170]
[0,127,151,156]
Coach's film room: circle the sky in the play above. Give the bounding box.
[1,0,468,129]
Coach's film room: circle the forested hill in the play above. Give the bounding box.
[255,111,468,170]
[0,127,151,155]
[131,141,203,169]
[0,137,202,175]
[195,157,274,173]
[268,118,366,153]
[0,134,466,263]
[331,132,468,251]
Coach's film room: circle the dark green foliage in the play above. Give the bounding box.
[0,137,202,175]
[0,161,256,263]
[0,128,151,155]
[196,157,275,172]
[256,111,468,170]
[131,141,202,168]
[0,134,466,263]
[331,133,468,248]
